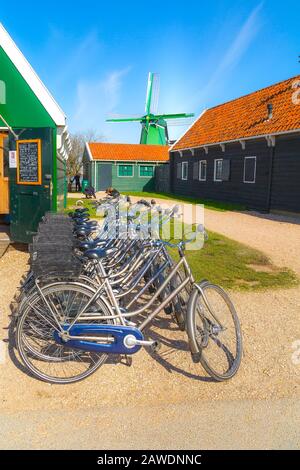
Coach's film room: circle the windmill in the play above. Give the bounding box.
[106,72,194,146]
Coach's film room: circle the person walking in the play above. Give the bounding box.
[72,174,81,192]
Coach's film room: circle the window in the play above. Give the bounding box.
[222,159,231,181]
[214,159,223,181]
[199,160,207,181]
[244,156,256,183]
[182,162,188,180]
[118,164,133,177]
[0,80,6,104]
[139,165,154,177]
[177,162,182,179]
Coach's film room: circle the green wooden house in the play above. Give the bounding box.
[0,24,71,243]
[83,142,169,192]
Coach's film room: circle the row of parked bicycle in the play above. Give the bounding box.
[15,194,242,384]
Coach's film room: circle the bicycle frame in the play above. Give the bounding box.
[35,248,194,335]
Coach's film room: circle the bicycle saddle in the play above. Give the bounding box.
[75,220,98,227]
[76,239,107,251]
[84,247,117,260]
[73,218,91,224]
[75,208,89,213]
[70,210,90,218]
[75,227,97,237]
[137,199,151,208]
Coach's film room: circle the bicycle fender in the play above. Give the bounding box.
[186,287,203,356]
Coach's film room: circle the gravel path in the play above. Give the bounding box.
[1,399,299,450]
[1,244,299,408]
[0,202,299,449]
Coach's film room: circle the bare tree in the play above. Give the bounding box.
[67,129,104,179]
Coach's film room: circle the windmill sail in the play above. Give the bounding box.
[106,113,143,122]
[149,73,160,114]
[145,72,160,115]
[145,72,153,114]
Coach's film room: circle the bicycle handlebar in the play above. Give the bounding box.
[157,224,208,250]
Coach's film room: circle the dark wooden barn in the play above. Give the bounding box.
[169,75,300,213]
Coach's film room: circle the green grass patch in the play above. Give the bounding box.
[123,191,246,212]
[66,197,100,218]
[169,230,298,291]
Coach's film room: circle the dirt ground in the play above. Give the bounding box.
[0,209,300,414]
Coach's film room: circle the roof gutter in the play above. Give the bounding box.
[170,128,300,153]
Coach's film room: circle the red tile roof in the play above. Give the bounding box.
[87,143,169,162]
[172,75,300,151]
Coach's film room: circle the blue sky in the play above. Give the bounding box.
[1,0,299,142]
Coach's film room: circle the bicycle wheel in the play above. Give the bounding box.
[186,282,242,381]
[17,282,114,384]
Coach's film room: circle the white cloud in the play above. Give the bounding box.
[102,67,132,112]
[192,2,264,106]
[45,28,103,89]
[72,67,131,133]
[216,3,263,74]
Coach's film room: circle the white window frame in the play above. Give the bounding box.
[181,161,188,180]
[139,164,154,178]
[117,164,134,178]
[243,156,256,184]
[0,80,6,104]
[214,159,223,182]
[199,160,207,181]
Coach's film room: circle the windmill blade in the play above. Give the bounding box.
[166,117,195,126]
[106,114,143,123]
[145,72,153,114]
[150,73,160,115]
[156,112,194,120]
[145,72,160,115]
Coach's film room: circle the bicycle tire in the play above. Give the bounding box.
[186,282,242,381]
[17,282,114,384]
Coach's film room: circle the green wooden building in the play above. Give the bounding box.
[83,142,169,192]
[0,24,71,243]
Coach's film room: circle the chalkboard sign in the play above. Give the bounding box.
[17,139,42,185]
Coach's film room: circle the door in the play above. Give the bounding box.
[9,128,52,243]
[0,133,9,214]
[98,163,112,190]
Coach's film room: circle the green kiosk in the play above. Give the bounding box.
[0,23,71,243]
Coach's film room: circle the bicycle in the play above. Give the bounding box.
[16,208,242,384]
